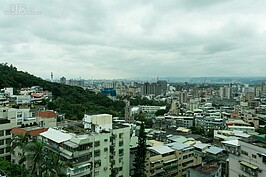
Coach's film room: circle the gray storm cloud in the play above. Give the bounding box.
[1,0,266,79]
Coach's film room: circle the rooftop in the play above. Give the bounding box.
[40,128,72,143]
[221,139,240,147]
[37,110,56,118]
[167,142,193,151]
[206,146,224,155]
[192,161,220,174]
[193,143,210,150]
[147,140,164,147]
[11,126,48,136]
[148,145,175,155]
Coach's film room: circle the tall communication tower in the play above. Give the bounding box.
[51,72,53,82]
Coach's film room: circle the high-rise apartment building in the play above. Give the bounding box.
[38,114,130,177]
[141,80,168,96]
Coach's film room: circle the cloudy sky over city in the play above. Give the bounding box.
[1,0,266,79]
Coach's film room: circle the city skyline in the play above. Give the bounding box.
[1,0,266,79]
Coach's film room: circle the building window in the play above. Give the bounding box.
[262,155,266,164]
[5,147,11,153]
[241,150,248,156]
[17,122,22,125]
[0,139,4,146]
[0,148,4,154]
[0,130,4,136]
[17,112,23,118]
[95,160,101,168]
[252,154,257,159]
[119,140,123,146]
[5,129,11,136]
[94,149,101,157]
[95,141,100,147]
[119,149,124,156]
[119,133,124,139]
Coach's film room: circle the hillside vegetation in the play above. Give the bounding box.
[0,63,125,119]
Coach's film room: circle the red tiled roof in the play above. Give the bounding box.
[31,93,43,98]
[11,128,48,136]
[36,111,56,118]
[11,128,26,135]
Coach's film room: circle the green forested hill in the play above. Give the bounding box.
[0,63,125,119]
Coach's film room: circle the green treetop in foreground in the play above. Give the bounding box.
[133,122,147,177]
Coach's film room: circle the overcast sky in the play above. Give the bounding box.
[1,0,266,80]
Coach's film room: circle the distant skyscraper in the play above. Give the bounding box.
[220,84,232,99]
[60,76,66,84]
[141,80,167,96]
[125,101,134,123]
[157,80,167,94]
[180,91,188,103]
[261,82,266,93]
[169,100,179,115]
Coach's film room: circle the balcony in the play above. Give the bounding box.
[73,149,91,157]
[67,163,91,176]
[0,119,10,124]
[150,160,163,169]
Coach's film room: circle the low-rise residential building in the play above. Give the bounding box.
[227,139,266,177]
[11,126,48,168]
[0,108,56,161]
[214,130,251,141]
[145,142,202,177]
[146,145,177,177]
[140,105,166,113]
[168,142,202,176]
[242,112,260,129]
[165,116,194,128]
[195,115,225,130]
[187,161,222,177]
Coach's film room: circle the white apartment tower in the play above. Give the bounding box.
[40,114,130,177]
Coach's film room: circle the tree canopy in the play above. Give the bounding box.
[0,63,125,119]
[133,122,147,177]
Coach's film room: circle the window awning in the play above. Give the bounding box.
[240,161,258,170]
